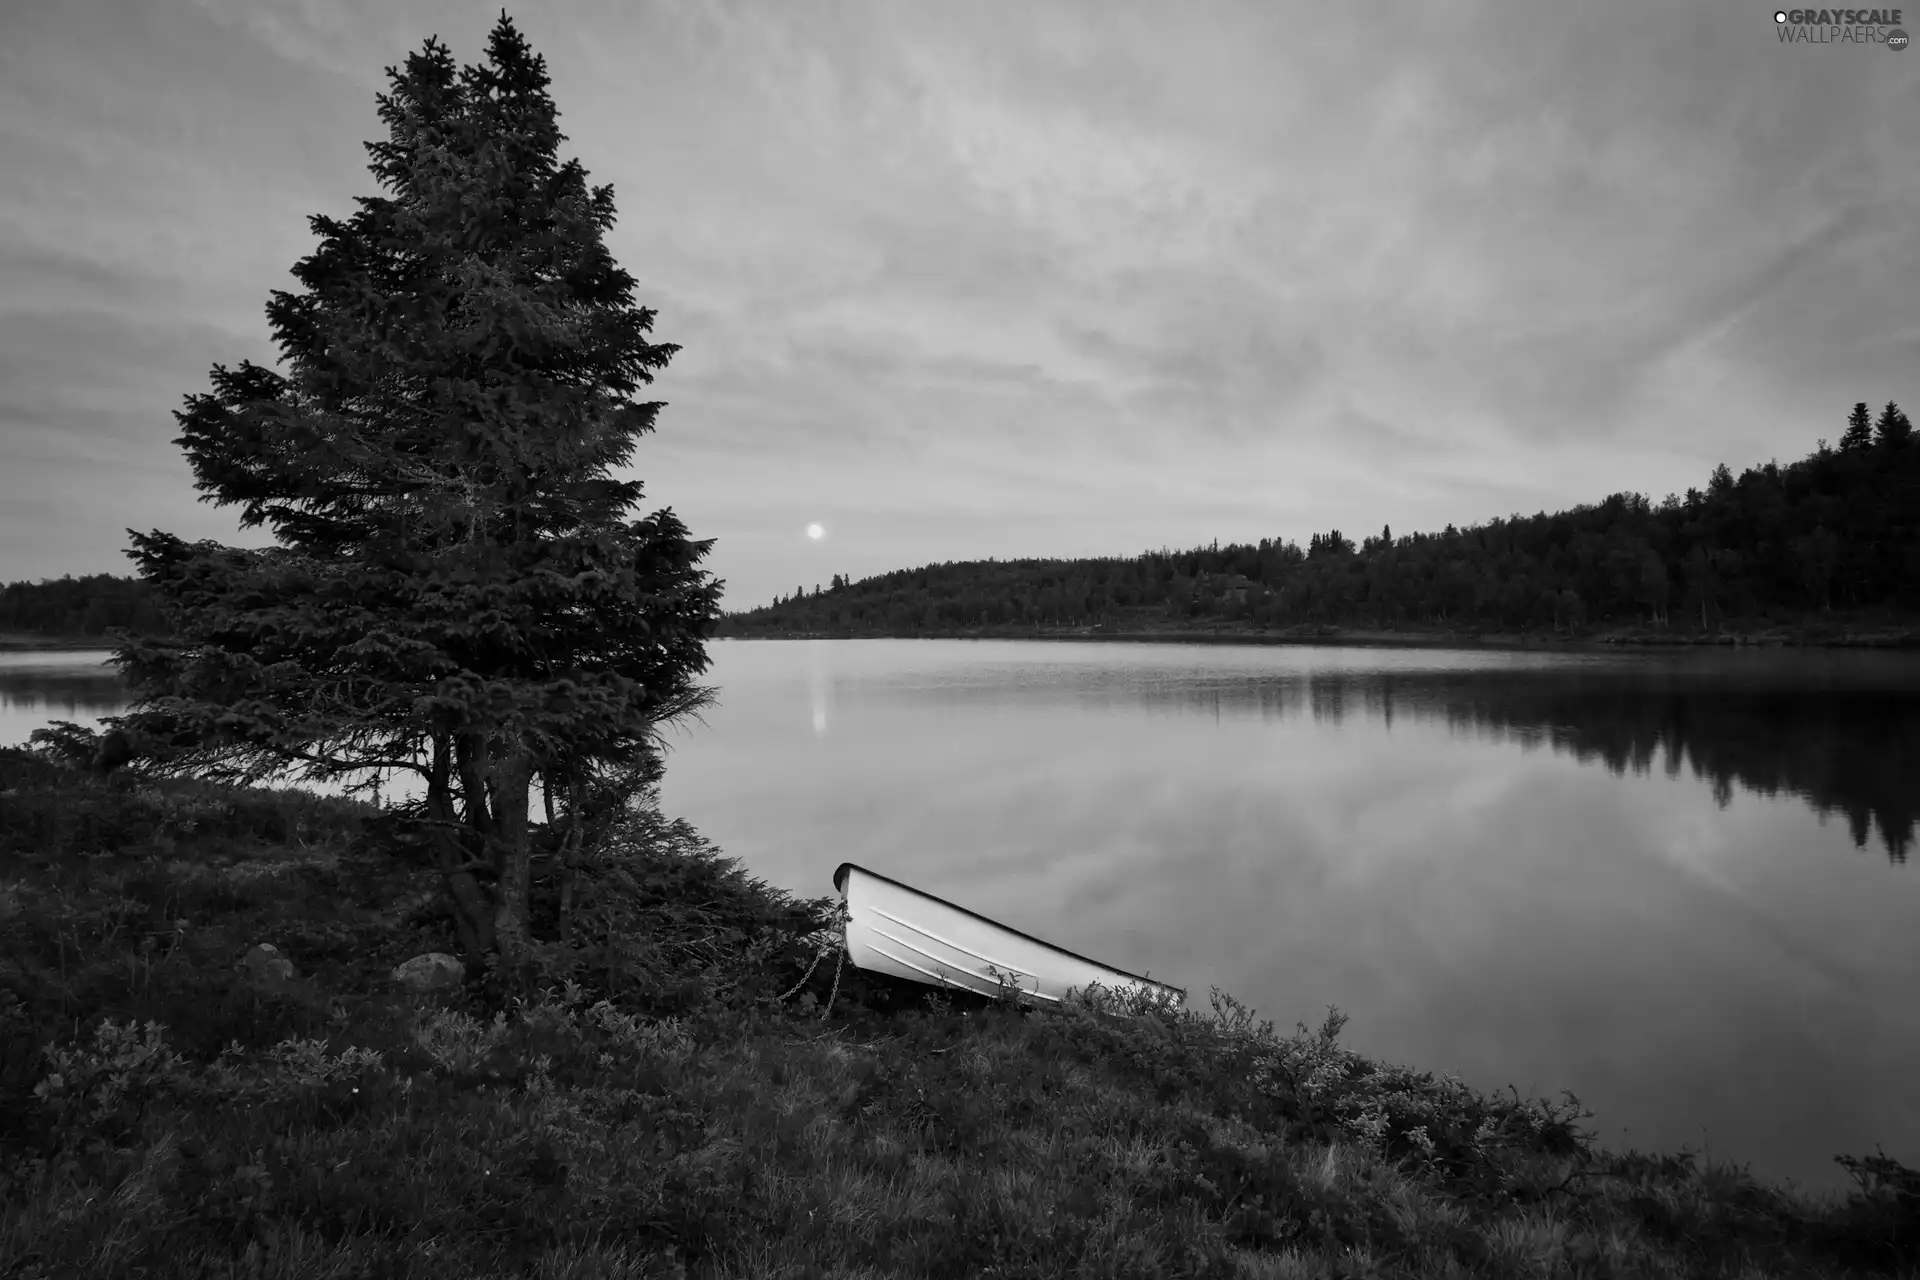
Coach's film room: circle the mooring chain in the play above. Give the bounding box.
[776,905,851,1018]
[820,946,845,1020]
[774,944,832,1002]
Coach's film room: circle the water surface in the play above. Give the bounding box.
[6,638,1917,1192]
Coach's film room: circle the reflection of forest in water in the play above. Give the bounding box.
[0,667,130,720]
[1105,667,1918,865]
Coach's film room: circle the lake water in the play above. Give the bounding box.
[5,638,1917,1193]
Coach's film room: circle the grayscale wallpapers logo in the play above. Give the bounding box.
[1774,7,1909,45]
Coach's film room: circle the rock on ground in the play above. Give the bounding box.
[392,952,466,993]
[239,942,299,995]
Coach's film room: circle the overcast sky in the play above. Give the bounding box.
[2,0,1915,607]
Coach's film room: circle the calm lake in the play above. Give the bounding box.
[4,638,1917,1193]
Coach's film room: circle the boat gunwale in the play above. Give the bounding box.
[833,861,1185,1000]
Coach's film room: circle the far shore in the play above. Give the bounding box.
[13,622,1919,656]
[0,631,120,652]
[722,621,1920,651]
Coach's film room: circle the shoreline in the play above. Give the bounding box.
[0,632,119,652]
[720,623,1920,651]
[15,624,1917,655]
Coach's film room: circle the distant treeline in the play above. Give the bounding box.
[720,401,1919,637]
[0,573,167,638]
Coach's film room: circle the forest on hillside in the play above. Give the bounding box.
[0,573,169,638]
[720,401,1919,639]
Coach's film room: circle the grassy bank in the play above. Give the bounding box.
[2,748,1915,1278]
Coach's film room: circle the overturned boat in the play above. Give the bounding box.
[834,862,1183,1006]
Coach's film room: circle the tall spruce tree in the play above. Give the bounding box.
[106,16,722,965]
[1840,401,1876,452]
[1876,401,1913,449]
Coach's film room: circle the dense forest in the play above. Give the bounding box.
[719,401,1918,639]
[0,572,167,638]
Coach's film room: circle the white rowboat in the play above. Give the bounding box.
[834,863,1183,1006]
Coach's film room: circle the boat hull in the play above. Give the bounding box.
[834,863,1182,1006]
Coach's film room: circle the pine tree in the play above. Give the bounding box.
[106,16,721,966]
[1875,401,1913,449]
[1840,401,1875,452]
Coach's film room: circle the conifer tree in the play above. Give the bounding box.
[1875,401,1913,449]
[106,15,721,965]
[1840,401,1875,452]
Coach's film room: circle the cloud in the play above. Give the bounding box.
[182,0,424,83]
[0,307,251,408]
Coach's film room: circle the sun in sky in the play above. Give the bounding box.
[806,523,826,540]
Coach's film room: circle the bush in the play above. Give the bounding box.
[519,799,841,1015]
[0,744,371,859]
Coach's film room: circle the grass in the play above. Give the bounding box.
[2,745,1915,1278]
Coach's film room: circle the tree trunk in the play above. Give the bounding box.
[428,732,494,959]
[488,743,538,969]
[558,776,582,946]
[455,731,494,836]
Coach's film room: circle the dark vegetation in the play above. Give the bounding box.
[0,573,168,641]
[720,404,1919,643]
[5,747,1918,1279]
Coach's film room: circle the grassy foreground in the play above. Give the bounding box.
[1,748,1915,1279]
